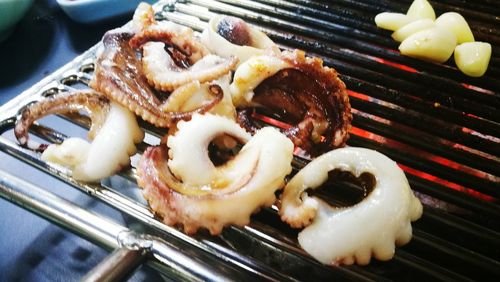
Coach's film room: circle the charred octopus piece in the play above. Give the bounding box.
[137,114,293,235]
[201,15,280,66]
[90,30,222,128]
[231,50,352,156]
[130,2,210,64]
[14,91,144,182]
[162,74,236,121]
[128,3,238,92]
[139,41,238,92]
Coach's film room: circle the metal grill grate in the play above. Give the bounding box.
[1,0,499,280]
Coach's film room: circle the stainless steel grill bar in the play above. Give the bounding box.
[81,249,146,282]
[0,130,300,281]
[348,135,499,198]
[166,5,499,152]
[218,0,395,46]
[0,0,499,280]
[407,174,500,220]
[339,76,500,139]
[410,229,500,277]
[0,171,125,250]
[0,170,245,281]
[183,0,500,111]
[254,0,384,34]
[160,6,500,199]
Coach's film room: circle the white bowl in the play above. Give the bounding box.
[56,0,157,24]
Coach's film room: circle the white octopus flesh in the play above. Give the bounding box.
[231,49,352,156]
[91,29,223,128]
[230,54,292,107]
[279,147,423,265]
[141,41,238,92]
[14,91,144,182]
[42,102,143,182]
[130,2,210,64]
[162,74,236,121]
[137,113,294,234]
[201,15,280,65]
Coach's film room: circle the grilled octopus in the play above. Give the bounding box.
[12,2,423,268]
[14,91,144,182]
[231,50,352,156]
[128,2,238,92]
[137,114,293,235]
[90,29,223,128]
[280,147,423,265]
[201,15,280,65]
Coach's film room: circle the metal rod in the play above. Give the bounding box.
[348,135,500,198]
[0,1,498,280]
[0,170,126,249]
[81,248,146,282]
[0,137,291,281]
[0,170,248,281]
[407,175,500,220]
[171,4,499,119]
[192,0,500,98]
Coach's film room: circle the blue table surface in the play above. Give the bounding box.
[0,1,163,280]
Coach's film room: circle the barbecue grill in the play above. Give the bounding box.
[1,0,499,280]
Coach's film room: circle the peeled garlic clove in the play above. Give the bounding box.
[399,27,457,63]
[375,12,413,31]
[407,0,436,20]
[392,18,435,42]
[435,12,474,44]
[454,42,491,77]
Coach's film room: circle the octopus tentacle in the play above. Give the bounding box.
[130,23,210,64]
[42,102,144,182]
[131,2,156,33]
[166,114,252,186]
[14,91,110,152]
[230,54,291,106]
[162,74,236,120]
[129,2,209,64]
[90,30,223,128]
[141,42,238,92]
[128,3,238,92]
[231,49,352,156]
[279,147,423,265]
[14,91,144,182]
[201,15,280,65]
[137,113,294,235]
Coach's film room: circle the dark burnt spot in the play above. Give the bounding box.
[163,45,191,68]
[249,68,340,155]
[216,16,252,46]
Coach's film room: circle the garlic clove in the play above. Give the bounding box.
[392,18,435,42]
[375,12,414,31]
[454,42,491,77]
[407,0,436,20]
[435,12,474,44]
[399,27,457,63]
